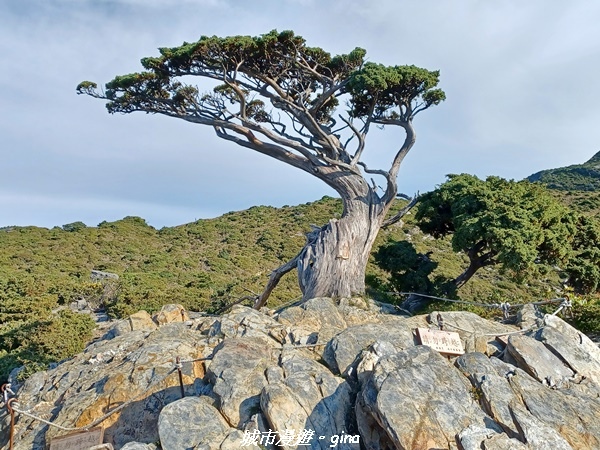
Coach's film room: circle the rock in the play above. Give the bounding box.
[481,433,528,450]
[508,363,600,449]
[508,404,573,449]
[516,303,544,330]
[429,311,519,353]
[457,424,525,450]
[91,270,119,281]
[359,345,490,449]
[242,413,278,450]
[322,320,415,376]
[261,352,358,450]
[5,300,600,450]
[355,394,396,450]
[206,305,285,346]
[104,318,135,339]
[219,429,247,450]
[207,337,275,427]
[8,324,208,449]
[506,334,574,385]
[536,314,600,384]
[128,310,158,332]
[336,297,404,326]
[455,352,524,437]
[355,340,398,384]
[153,304,189,325]
[158,396,231,450]
[456,350,600,448]
[276,297,348,345]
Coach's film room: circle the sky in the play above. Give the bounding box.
[1,0,599,229]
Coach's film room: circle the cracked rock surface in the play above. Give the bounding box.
[2,298,600,450]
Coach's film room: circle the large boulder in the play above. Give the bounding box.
[261,352,358,450]
[207,337,276,427]
[158,396,232,450]
[8,324,208,449]
[359,345,492,449]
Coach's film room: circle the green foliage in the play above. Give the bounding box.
[78,29,444,132]
[415,174,576,283]
[374,241,438,293]
[0,277,95,381]
[62,221,87,232]
[346,63,445,119]
[568,294,600,335]
[565,215,600,293]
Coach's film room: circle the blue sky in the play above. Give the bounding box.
[2,0,599,228]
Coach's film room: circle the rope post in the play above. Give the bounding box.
[500,302,511,321]
[175,357,185,399]
[1,383,9,405]
[436,313,444,331]
[7,397,18,450]
[563,296,574,319]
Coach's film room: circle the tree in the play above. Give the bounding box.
[414,174,576,289]
[374,241,438,294]
[565,214,600,293]
[77,30,445,307]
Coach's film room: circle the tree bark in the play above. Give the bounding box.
[453,247,495,289]
[296,186,385,300]
[453,262,480,289]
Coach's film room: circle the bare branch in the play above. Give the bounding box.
[254,253,301,309]
[381,194,420,228]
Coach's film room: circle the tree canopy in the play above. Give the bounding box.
[414,174,577,288]
[77,30,444,203]
[566,214,600,293]
[78,29,445,304]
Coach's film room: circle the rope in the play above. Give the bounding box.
[393,292,567,310]
[442,321,542,338]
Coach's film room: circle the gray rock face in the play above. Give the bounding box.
[537,314,600,383]
[207,337,275,427]
[158,396,232,450]
[507,333,574,384]
[359,345,490,449]
[206,305,286,346]
[120,443,158,450]
[6,324,208,449]
[261,352,358,450]
[322,320,416,376]
[3,300,600,450]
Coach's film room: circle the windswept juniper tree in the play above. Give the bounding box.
[78,30,445,308]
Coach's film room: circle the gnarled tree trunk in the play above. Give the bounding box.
[297,211,379,299]
[297,178,386,299]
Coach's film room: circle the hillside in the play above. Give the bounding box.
[527,151,600,216]
[528,150,600,191]
[1,196,575,382]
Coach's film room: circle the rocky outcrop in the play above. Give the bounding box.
[3,298,600,450]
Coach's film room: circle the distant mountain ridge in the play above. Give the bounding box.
[528,150,600,191]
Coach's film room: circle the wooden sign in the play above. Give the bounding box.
[417,328,464,356]
[49,427,104,450]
